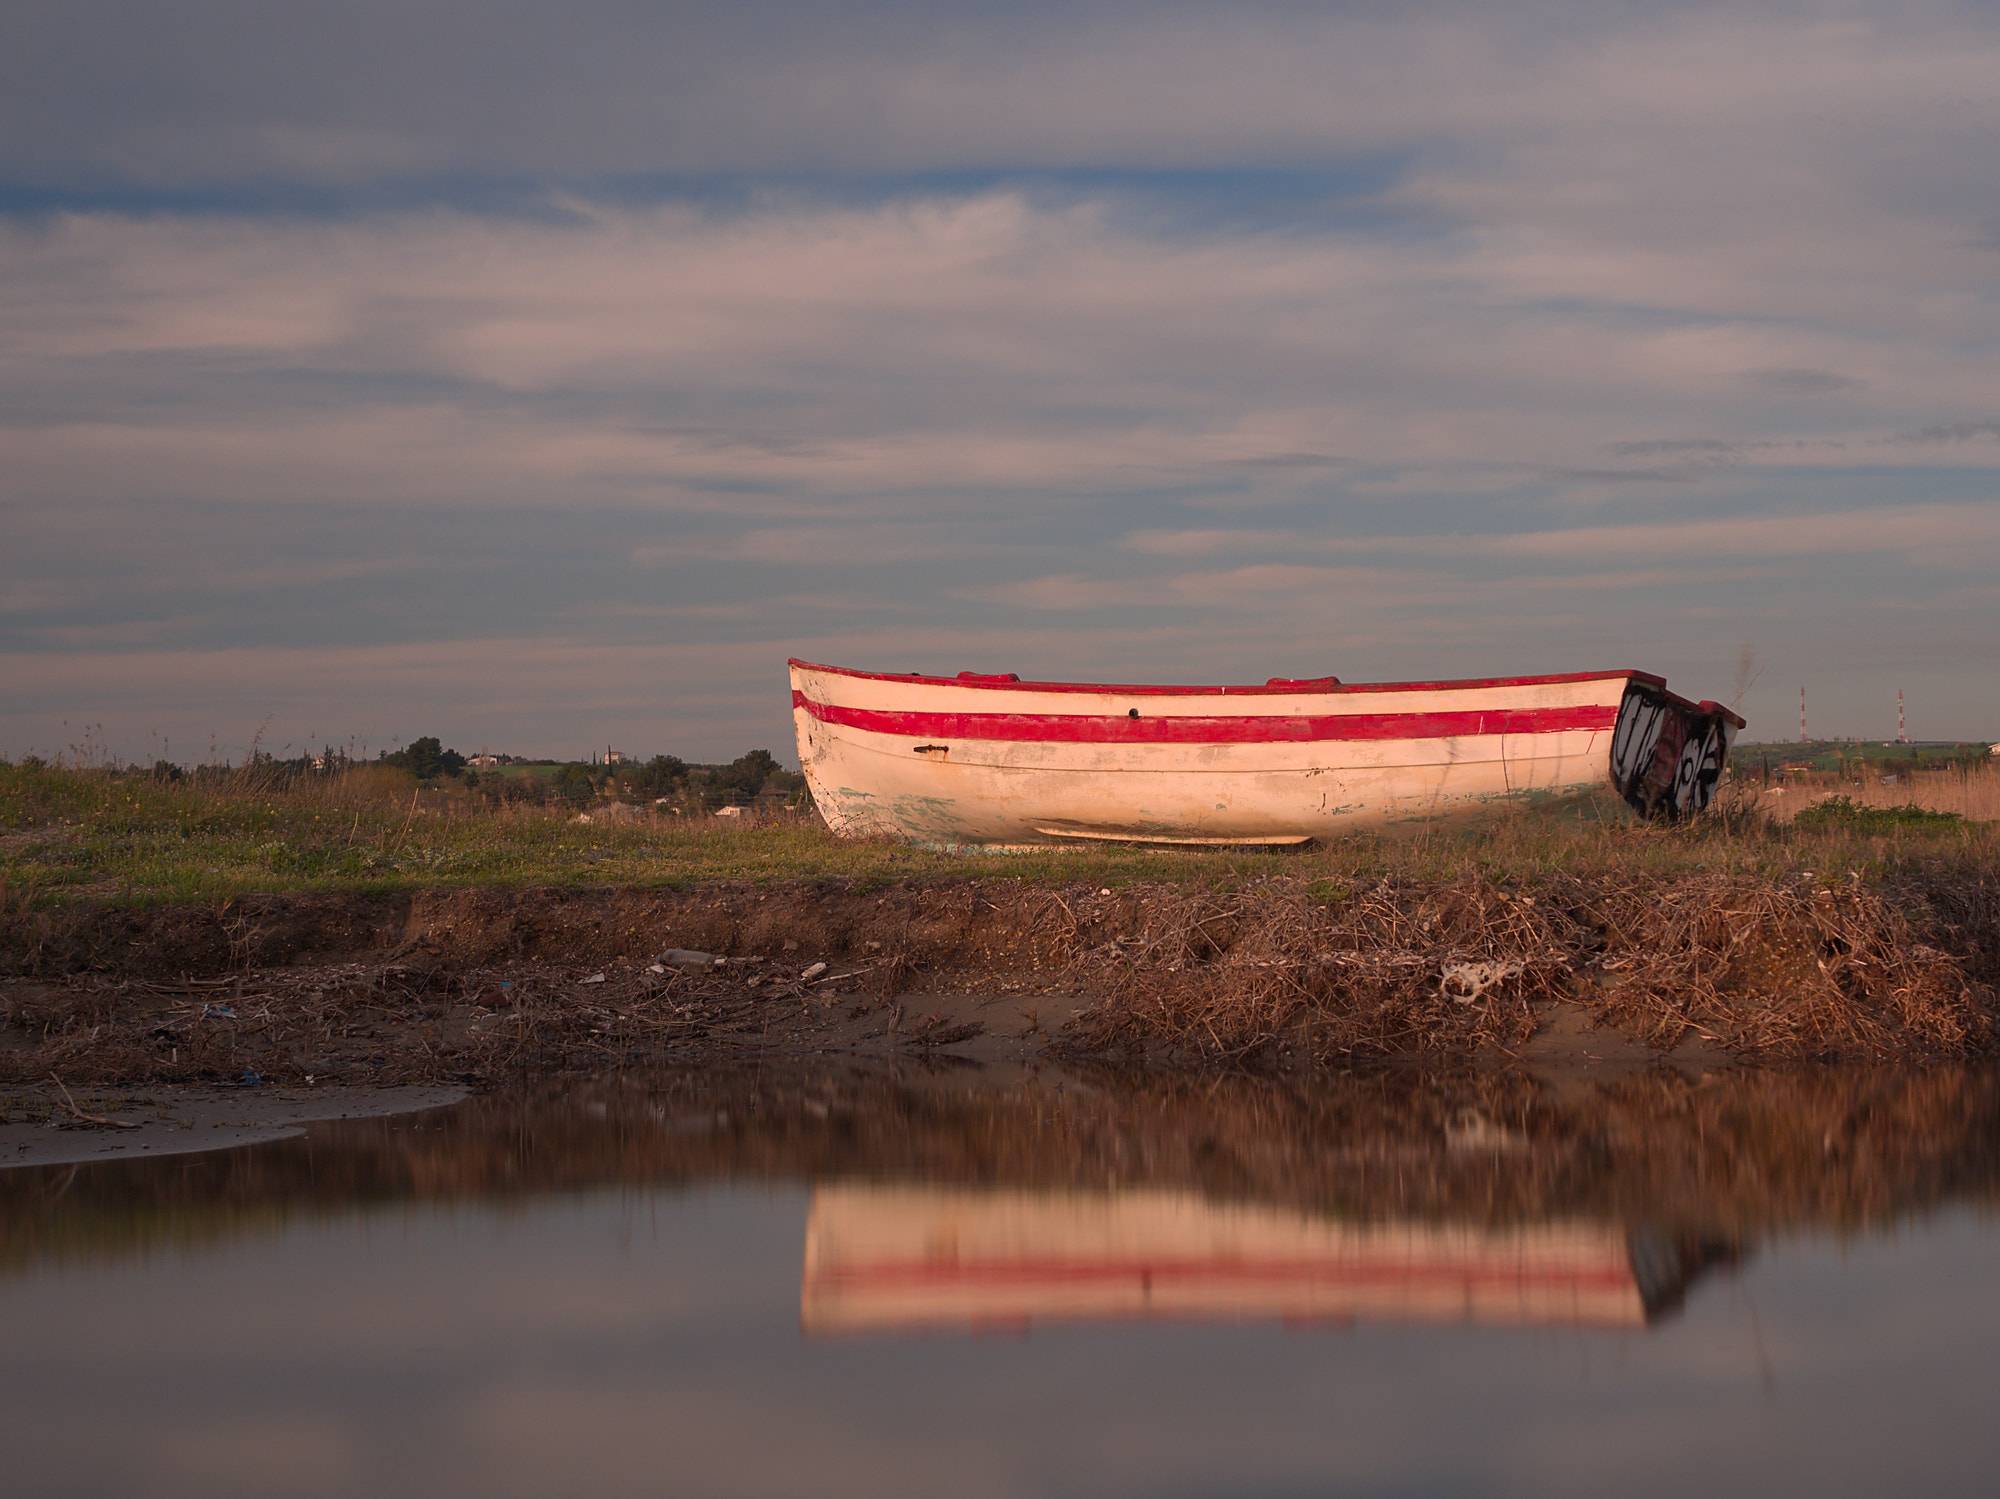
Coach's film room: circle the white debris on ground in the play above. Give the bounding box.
[1439,960,1525,1005]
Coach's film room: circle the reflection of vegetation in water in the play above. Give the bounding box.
[6,1066,1999,1308]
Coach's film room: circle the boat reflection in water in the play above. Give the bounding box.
[9,1061,1981,1337]
[804,1183,1726,1335]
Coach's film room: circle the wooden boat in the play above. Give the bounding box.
[789,658,1744,846]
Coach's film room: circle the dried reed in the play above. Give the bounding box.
[1765,764,2000,822]
[1061,864,1996,1064]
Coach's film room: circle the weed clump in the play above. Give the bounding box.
[1059,864,1997,1066]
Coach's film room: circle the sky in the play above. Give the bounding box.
[3,0,1998,765]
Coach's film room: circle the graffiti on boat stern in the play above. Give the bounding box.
[1611,684,1737,822]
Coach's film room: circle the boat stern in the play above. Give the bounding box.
[1608,684,1746,822]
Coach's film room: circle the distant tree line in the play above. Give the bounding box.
[377,736,465,781]
[588,747,802,812]
[1731,740,1994,781]
[359,739,806,812]
[23,736,810,814]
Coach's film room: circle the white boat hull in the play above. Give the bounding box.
[789,659,1742,846]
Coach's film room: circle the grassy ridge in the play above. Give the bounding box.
[3,757,1997,908]
[5,760,1998,1067]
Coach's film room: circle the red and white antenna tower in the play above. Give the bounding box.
[1897,689,1908,745]
[1799,685,1808,744]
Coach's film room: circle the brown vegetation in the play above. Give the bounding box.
[1064,863,1998,1063]
[3,840,1997,1082]
[6,758,1999,1071]
[1764,763,2000,822]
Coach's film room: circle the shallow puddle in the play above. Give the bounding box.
[4,1063,1999,1498]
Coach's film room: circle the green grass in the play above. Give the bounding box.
[1793,796,1964,833]
[1734,739,1993,775]
[3,759,1995,910]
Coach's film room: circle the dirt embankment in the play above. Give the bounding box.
[3,868,1997,1088]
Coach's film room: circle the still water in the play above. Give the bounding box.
[5,1063,1999,1498]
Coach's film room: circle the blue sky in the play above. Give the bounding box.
[4,1,1998,763]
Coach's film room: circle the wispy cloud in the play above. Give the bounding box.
[1883,421,2000,446]
[4,2,1999,753]
[1124,504,2000,569]
[1606,439,1743,461]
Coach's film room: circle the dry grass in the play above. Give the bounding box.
[5,757,1995,909]
[1061,862,1998,1064]
[6,758,2000,1066]
[1764,763,2000,822]
[7,854,1983,1069]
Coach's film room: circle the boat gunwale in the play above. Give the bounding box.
[788,659,1745,729]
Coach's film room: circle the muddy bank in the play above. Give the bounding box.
[0,1084,465,1169]
[3,869,1997,1083]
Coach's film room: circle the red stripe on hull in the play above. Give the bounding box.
[793,692,1616,745]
